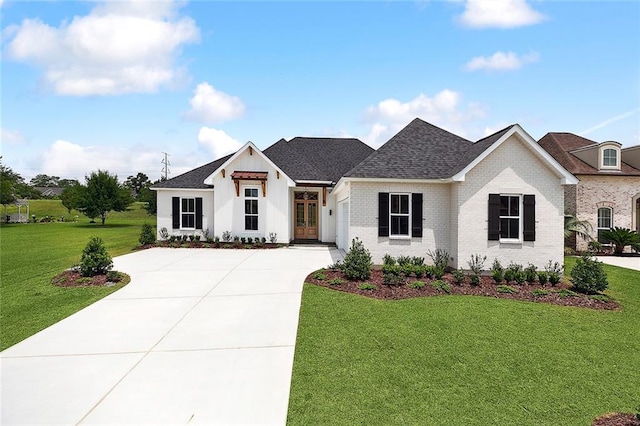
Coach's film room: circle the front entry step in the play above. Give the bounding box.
[290,240,336,247]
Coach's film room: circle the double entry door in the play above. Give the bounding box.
[294,192,318,240]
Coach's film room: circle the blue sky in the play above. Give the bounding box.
[1,0,639,182]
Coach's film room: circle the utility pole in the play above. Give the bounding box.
[161,152,171,181]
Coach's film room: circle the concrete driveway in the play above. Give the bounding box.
[1,246,342,425]
[596,255,640,271]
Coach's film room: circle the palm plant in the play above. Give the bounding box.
[600,227,640,255]
[564,214,593,241]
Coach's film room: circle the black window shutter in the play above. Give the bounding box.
[411,193,423,237]
[378,192,389,237]
[195,197,203,230]
[523,195,536,241]
[488,194,500,241]
[172,197,180,229]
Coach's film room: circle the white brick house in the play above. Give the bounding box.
[539,133,640,251]
[154,119,577,268]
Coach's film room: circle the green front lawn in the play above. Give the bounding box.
[0,200,153,350]
[288,258,640,425]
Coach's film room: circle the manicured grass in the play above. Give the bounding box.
[0,201,154,350]
[288,258,640,425]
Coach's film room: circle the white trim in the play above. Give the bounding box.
[452,125,579,185]
[243,185,260,232]
[202,141,296,186]
[498,194,522,243]
[180,197,196,230]
[389,193,411,237]
[600,146,621,170]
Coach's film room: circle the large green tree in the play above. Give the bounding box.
[123,172,150,199]
[60,183,86,214]
[0,157,21,205]
[81,170,133,225]
[29,174,60,187]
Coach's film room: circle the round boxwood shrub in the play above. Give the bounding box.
[570,255,608,294]
[80,236,113,277]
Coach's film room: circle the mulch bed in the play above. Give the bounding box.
[306,269,620,311]
[593,413,640,426]
[139,242,284,250]
[52,270,130,287]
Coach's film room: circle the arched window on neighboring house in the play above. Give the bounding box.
[597,207,613,243]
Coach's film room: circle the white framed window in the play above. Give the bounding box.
[499,195,521,241]
[601,147,620,169]
[390,193,410,236]
[181,198,195,229]
[244,187,259,231]
[597,207,613,242]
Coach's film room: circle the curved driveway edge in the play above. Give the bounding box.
[1,246,342,425]
[596,256,640,271]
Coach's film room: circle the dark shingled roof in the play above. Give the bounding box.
[152,154,232,189]
[538,133,640,176]
[152,137,373,189]
[264,137,374,183]
[345,118,515,179]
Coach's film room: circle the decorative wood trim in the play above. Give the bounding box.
[234,180,239,197]
[261,181,266,197]
[322,187,326,206]
[222,169,225,178]
[277,171,280,179]
[249,146,253,155]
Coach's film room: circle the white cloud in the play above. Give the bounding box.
[197,127,243,160]
[186,82,245,123]
[3,0,200,95]
[39,139,192,181]
[464,51,539,71]
[363,90,486,147]
[459,0,546,29]
[1,128,26,145]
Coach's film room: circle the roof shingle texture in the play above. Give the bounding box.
[346,118,513,179]
[152,137,374,189]
[538,133,640,176]
[264,137,374,183]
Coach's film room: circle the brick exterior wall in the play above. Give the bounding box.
[345,134,568,268]
[349,181,451,264]
[455,136,566,270]
[574,175,640,251]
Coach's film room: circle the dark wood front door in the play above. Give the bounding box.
[294,192,318,240]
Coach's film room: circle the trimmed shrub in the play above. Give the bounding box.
[328,278,345,286]
[382,254,396,266]
[537,271,548,286]
[570,255,609,294]
[342,238,372,280]
[139,223,155,245]
[80,236,113,277]
[524,263,537,284]
[496,284,518,294]
[545,260,563,286]
[532,289,550,297]
[490,259,504,284]
[397,255,412,266]
[383,273,405,286]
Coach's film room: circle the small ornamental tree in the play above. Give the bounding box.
[570,255,608,294]
[80,236,113,277]
[342,238,372,280]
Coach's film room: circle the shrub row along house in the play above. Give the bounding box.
[153,118,582,269]
[539,132,640,251]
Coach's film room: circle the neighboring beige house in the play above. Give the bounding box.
[153,118,577,268]
[538,132,640,251]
